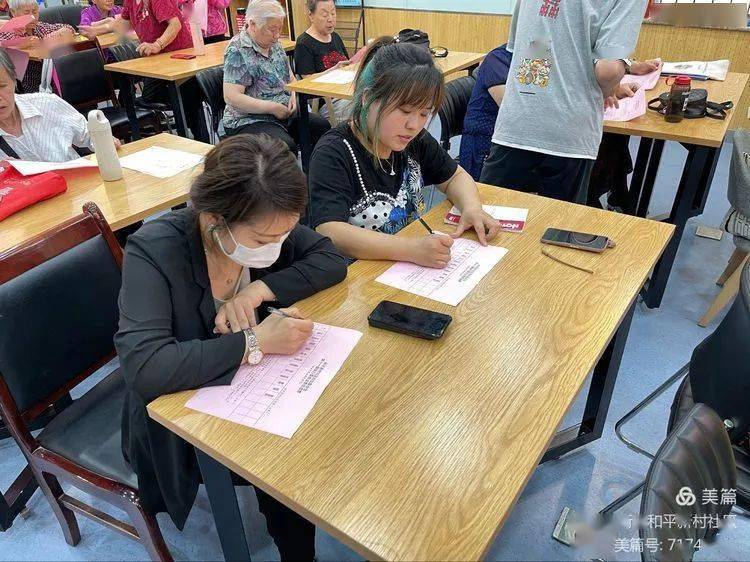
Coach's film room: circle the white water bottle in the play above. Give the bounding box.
[190,21,206,56]
[87,110,122,182]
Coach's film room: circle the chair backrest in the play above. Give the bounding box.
[689,259,750,442]
[437,75,476,151]
[0,203,123,424]
[57,4,85,29]
[728,129,750,216]
[38,6,63,24]
[195,67,225,135]
[640,403,736,562]
[54,48,116,111]
[39,5,84,30]
[108,40,140,64]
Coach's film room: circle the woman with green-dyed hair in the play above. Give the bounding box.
[306,36,499,269]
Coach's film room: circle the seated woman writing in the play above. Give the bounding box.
[307,37,500,269]
[115,134,348,561]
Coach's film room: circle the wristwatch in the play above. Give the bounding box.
[242,327,263,365]
[622,58,633,74]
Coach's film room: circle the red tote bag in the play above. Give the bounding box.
[0,162,68,222]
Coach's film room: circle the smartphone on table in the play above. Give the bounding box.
[170,53,196,60]
[541,228,612,253]
[368,301,452,340]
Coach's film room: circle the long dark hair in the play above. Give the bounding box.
[190,134,307,229]
[351,36,444,159]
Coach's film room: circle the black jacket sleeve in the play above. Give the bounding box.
[259,224,348,305]
[115,235,246,404]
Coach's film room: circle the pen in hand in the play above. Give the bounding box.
[417,216,434,235]
[267,306,293,318]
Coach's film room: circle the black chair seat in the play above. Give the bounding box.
[100,106,157,132]
[38,368,136,489]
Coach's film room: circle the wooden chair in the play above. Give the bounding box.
[0,203,172,561]
[699,242,749,327]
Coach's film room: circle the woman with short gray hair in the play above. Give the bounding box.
[222,0,330,151]
[0,0,74,92]
[0,49,120,161]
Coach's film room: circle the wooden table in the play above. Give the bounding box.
[604,72,749,308]
[104,38,296,139]
[22,32,120,62]
[148,185,674,562]
[287,51,485,170]
[0,133,211,254]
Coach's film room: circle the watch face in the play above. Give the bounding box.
[248,349,264,365]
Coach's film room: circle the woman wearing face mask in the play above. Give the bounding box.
[115,134,347,560]
[307,37,500,268]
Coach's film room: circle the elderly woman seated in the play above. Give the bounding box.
[222,0,330,152]
[0,49,119,161]
[0,0,75,92]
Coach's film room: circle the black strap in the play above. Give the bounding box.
[0,136,19,160]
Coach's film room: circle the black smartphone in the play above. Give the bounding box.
[368,301,452,340]
[541,228,610,253]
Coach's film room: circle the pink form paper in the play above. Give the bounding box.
[603,86,646,122]
[375,237,508,306]
[620,59,662,91]
[185,323,362,438]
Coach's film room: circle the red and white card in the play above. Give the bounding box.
[444,204,529,233]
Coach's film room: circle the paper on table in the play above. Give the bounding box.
[603,87,646,122]
[8,157,98,176]
[621,59,662,91]
[118,146,204,178]
[186,324,362,438]
[661,60,729,81]
[444,204,529,233]
[312,68,356,84]
[376,237,508,306]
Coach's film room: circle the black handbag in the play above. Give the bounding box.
[393,29,448,58]
[648,88,734,120]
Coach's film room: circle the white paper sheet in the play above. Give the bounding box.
[185,324,362,439]
[375,237,508,306]
[312,68,356,84]
[661,60,729,81]
[118,146,204,178]
[603,87,646,122]
[8,157,98,176]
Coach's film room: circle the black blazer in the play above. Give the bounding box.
[115,208,348,528]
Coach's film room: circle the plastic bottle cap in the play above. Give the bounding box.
[675,75,691,86]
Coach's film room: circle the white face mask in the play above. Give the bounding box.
[214,221,290,269]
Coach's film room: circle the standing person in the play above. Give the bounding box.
[222,0,330,152]
[178,0,232,44]
[116,135,348,561]
[117,0,209,141]
[294,0,350,121]
[480,0,649,203]
[458,44,513,181]
[588,59,660,210]
[0,0,75,92]
[307,38,499,268]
